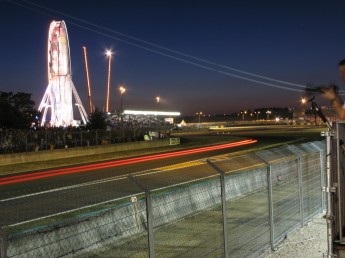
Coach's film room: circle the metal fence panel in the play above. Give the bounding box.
[212,154,266,174]
[151,178,225,258]
[300,152,323,220]
[1,178,148,258]
[82,198,150,258]
[225,169,270,258]
[257,147,303,243]
[288,143,324,220]
[255,146,296,164]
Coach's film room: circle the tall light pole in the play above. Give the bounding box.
[155,96,160,104]
[301,97,307,125]
[119,85,126,142]
[105,50,112,113]
[83,46,93,114]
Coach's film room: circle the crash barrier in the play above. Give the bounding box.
[0,141,325,258]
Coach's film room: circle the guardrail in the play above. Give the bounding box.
[0,141,325,258]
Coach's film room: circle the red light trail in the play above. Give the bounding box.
[0,139,257,186]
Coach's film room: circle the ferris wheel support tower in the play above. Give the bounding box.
[38,20,88,127]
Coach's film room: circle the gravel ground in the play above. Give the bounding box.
[262,214,328,258]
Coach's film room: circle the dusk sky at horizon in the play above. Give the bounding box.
[1,0,345,116]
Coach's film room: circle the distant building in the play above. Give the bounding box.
[293,106,337,125]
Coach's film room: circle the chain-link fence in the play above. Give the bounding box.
[0,141,325,258]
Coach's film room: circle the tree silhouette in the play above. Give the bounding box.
[0,92,38,129]
[86,108,108,130]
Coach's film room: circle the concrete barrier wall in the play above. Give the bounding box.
[0,138,179,167]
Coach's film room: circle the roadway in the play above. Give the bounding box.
[0,138,258,228]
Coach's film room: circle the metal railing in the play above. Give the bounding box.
[0,141,325,258]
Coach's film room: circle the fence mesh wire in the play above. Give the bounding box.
[152,179,224,258]
[0,141,325,258]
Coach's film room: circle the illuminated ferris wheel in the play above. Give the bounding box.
[38,20,88,127]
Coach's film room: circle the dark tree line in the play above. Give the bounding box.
[0,91,109,130]
[0,91,39,129]
[86,108,109,130]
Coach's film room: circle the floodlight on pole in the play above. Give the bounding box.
[119,85,126,95]
[196,112,203,126]
[105,49,113,113]
[119,85,126,142]
[155,96,160,104]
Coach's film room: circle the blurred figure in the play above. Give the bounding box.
[322,59,345,119]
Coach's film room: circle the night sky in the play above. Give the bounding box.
[1,0,345,116]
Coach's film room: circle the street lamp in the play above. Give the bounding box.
[255,111,260,120]
[266,110,271,120]
[155,96,160,104]
[119,85,126,95]
[196,112,203,128]
[105,49,113,113]
[119,85,126,142]
[301,97,307,125]
[241,110,247,120]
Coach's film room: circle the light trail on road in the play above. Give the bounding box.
[0,139,257,186]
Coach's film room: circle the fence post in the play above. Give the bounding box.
[256,154,276,251]
[322,129,337,258]
[297,155,304,227]
[288,145,304,227]
[146,191,155,258]
[128,174,155,258]
[207,160,229,258]
[0,229,8,258]
[267,163,275,251]
[319,148,325,211]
